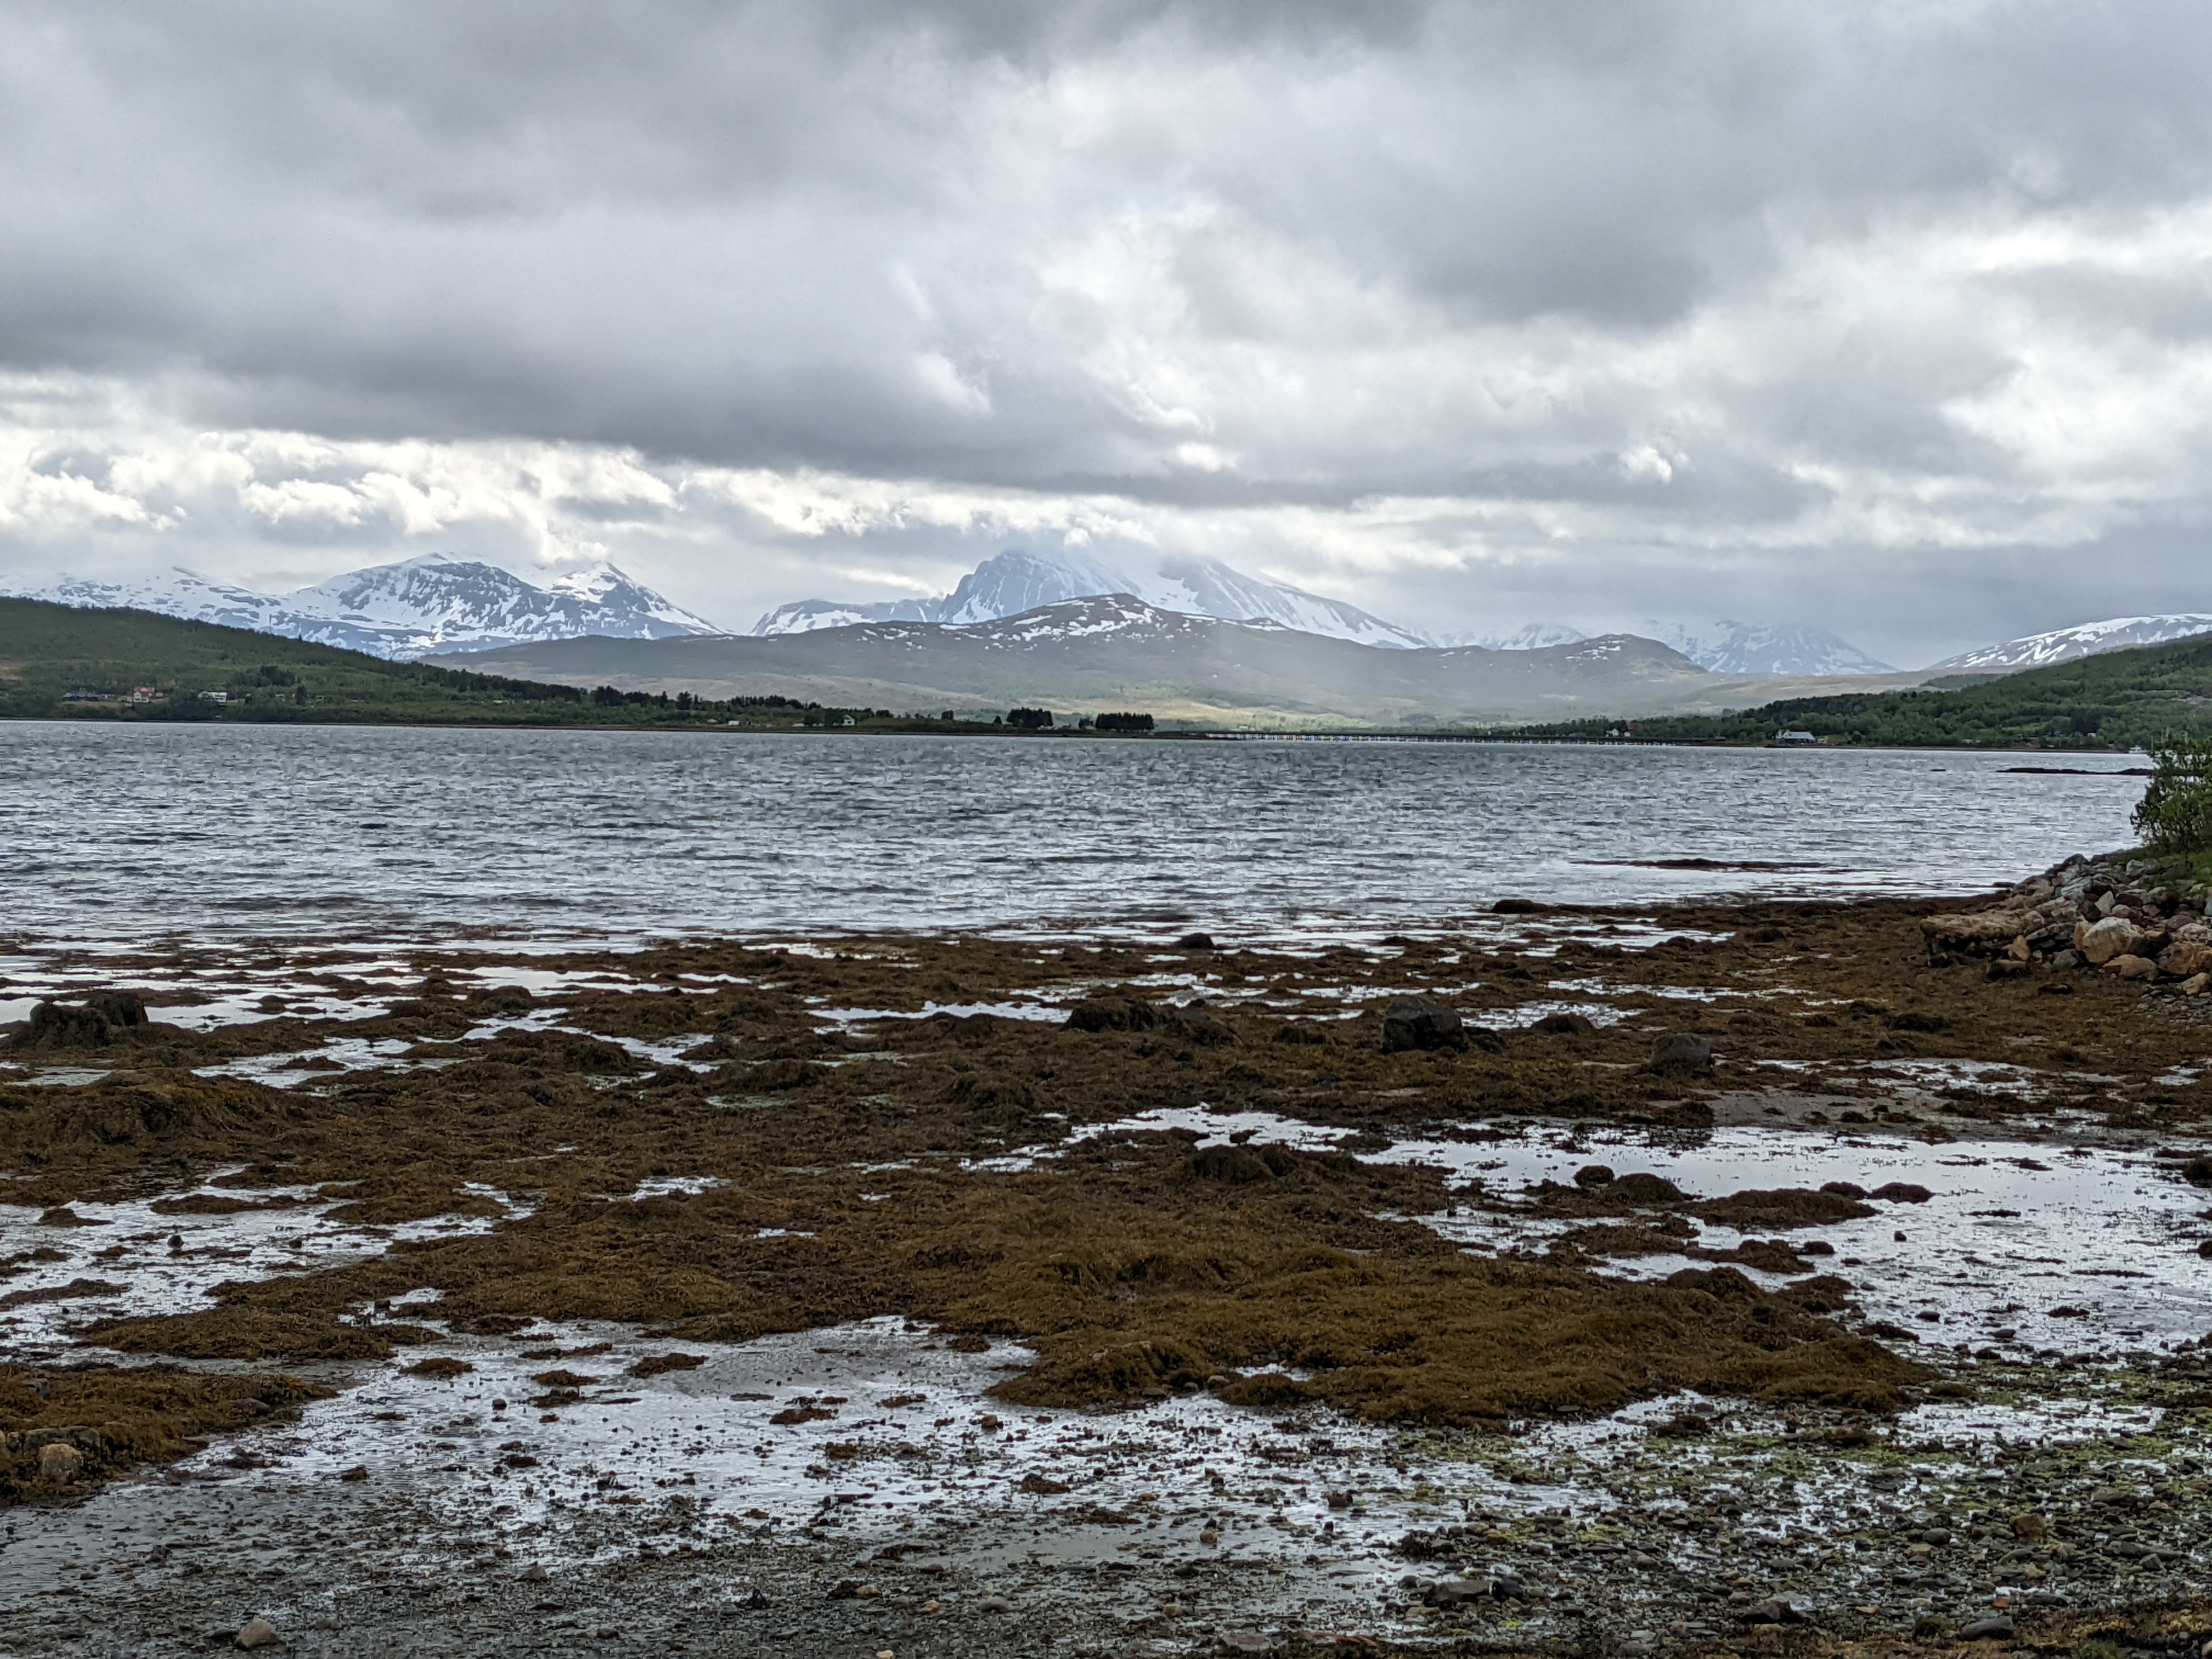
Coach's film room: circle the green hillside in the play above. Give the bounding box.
[1512,631,2212,749]
[0,599,941,730]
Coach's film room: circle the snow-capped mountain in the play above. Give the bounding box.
[1145,557,1429,648]
[1928,614,2212,672]
[1644,619,1895,676]
[5,554,724,659]
[22,570,318,637]
[934,549,1135,626]
[751,549,1429,648]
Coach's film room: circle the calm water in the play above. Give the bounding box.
[0,723,2146,949]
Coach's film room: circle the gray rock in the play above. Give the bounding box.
[1215,1633,1275,1655]
[235,1617,281,1650]
[1959,1615,2014,1640]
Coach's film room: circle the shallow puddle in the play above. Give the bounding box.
[1081,1109,2212,1352]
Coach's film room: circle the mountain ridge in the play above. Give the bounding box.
[444,593,1948,727]
[1648,619,1897,676]
[1929,613,2212,672]
[3,554,724,660]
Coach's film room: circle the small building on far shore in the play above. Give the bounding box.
[1774,728,1818,745]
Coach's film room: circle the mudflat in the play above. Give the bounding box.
[2,856,2209,1657]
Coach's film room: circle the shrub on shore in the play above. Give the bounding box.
[2132,733,2212,853]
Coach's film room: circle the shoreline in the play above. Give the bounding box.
[0,710,2170,752]
[2,867,2209,1656]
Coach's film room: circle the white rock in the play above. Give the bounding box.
[2075,916,2143,965]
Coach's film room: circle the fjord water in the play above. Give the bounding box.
[0,723,2143,947]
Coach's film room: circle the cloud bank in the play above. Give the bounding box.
[3,1,2211,661]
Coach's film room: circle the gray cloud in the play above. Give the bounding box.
[2,1,2211,660]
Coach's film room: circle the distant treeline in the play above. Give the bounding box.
[1006,707,1153,732]
[1506,634,2212,751]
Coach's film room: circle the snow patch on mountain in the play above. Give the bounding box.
[1928,614,2212,672]
[1432,622,1592,651]
[4,554,725,659]
[751,549,1427,648]
[749,597,934,632]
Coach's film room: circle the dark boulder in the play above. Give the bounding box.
[1647,1032,1714,1072]
[1161,1004,1235,1046]
[1189,1144,1293,1184]
[1695,1187,1877,1229]
[1380,996,1468,1054]
[1609,1172,1690,1205]
[1869,1181,1933,1204]
[1531,1011,1595,1036]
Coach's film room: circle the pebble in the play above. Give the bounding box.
[975,1595,1011,1612]
[235,1617,280,1650]
[520,1564,548,1582]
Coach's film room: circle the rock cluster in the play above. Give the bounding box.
[8,990,148,1049]
[3,1424,106,1488]
[1921,851,2212,993]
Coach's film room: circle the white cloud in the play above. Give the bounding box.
[2,2,2211,662]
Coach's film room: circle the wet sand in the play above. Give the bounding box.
[2,871,2210,1656]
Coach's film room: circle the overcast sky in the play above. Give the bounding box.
[2,1,2209,663]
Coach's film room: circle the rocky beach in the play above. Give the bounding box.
[2,851,2210,1658]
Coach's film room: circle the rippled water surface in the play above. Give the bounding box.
[0,723,2145,947]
